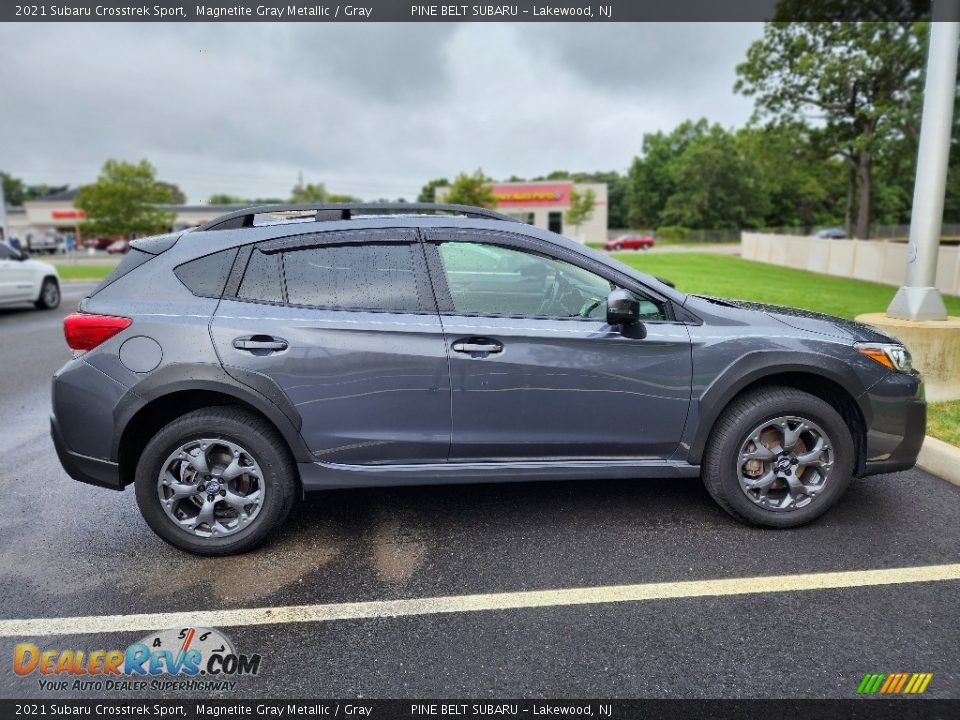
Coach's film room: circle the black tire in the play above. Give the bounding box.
[35,277,60,310]
[613,243,623,251]
[134,407,297,555]
[701,387,854,528]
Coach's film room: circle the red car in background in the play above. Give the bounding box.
[106,239,130,254]
[604,234,655,252]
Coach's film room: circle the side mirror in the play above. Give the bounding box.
[606,289,639,325]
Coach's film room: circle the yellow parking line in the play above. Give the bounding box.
[1,563,958,638]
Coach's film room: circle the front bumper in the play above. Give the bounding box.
[859,372,926,477]
[51,415,123,490]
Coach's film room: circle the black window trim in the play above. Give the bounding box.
[227,229,438,316]
[257,227,419,254]
[420,228,680,324]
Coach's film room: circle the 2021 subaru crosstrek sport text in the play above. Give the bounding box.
[51,204,926,555]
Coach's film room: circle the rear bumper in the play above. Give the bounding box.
[859,374,926,477]
[51,415,123,491]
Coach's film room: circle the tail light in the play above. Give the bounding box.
[63,313,132,352]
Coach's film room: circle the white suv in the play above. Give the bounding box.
[0,243,60,309]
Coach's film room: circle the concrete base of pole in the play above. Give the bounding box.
[886,286,949,321]
[857,312,960,401]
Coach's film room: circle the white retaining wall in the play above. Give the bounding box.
[740,233,960,296]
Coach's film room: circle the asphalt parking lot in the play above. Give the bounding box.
[0,282,958,700]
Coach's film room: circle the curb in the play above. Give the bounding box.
[918,436,960,487]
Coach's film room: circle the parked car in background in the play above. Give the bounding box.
[23,231,62,255]
[107,239,130,254]
[51,203,925,555]
[816,227,846,239]
[0,243,61,309]
[84,236,113,250]
[605,234,655,252]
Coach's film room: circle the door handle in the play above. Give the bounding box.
[233,336,288,352]
[452,338,503,354]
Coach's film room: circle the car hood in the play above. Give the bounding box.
[694,296,897,343]
[23,258,58,275]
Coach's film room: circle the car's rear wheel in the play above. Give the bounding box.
[134,407,296,555]
[35,278,60,309]
[701,387,854,527]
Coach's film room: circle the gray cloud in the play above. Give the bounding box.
[0,22,761,202]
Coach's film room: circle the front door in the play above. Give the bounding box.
[425,232,692,462]
[0,244,35,303]
[210,230,451,465]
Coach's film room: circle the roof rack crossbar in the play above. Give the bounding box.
[197,203,521,231]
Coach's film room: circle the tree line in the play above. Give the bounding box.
[421,20,960,239]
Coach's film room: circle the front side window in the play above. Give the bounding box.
[282,243,422,312]
[436,242,665,320]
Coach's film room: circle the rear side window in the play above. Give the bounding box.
[175,248,238,298]
[238,249,283,303]
[281,243,423,312]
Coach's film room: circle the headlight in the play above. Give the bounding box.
[855,342,913,373]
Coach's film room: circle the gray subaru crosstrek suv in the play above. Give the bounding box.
[51,204,926,555]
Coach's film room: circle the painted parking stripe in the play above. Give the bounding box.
[1,563,958,638]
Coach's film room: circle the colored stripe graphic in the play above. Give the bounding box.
[857,673,885,694]
[857,672,932,694]
[879,674,897,693]
[904,674,921,694]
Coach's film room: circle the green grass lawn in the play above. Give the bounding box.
[57,265,114,281]
[614,252,960,320]
[928,401,960,446]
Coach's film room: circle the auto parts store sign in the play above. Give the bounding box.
[492,183,571,206]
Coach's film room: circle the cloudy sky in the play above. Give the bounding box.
[0,22,762,203]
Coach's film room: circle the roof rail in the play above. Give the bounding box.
[196,203,521,231]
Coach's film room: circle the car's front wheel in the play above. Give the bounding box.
[35,277,60,309]
[134,407,297,555]
[702,387,854,527]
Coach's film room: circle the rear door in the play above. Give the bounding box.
[423,228,692,462]
[210,229,451,465]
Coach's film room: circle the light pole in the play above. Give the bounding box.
[0,180,8,244]
[886,11,960,321]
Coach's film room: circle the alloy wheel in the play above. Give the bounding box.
[43,282,59,307]
[156,438,265,538]
[736,415,834,511]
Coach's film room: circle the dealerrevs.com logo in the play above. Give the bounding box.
[13,626,261,692]
[857,672,933,695]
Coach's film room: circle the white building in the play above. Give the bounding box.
[436,181,608,244]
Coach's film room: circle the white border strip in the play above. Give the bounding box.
[2,563,959,638]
